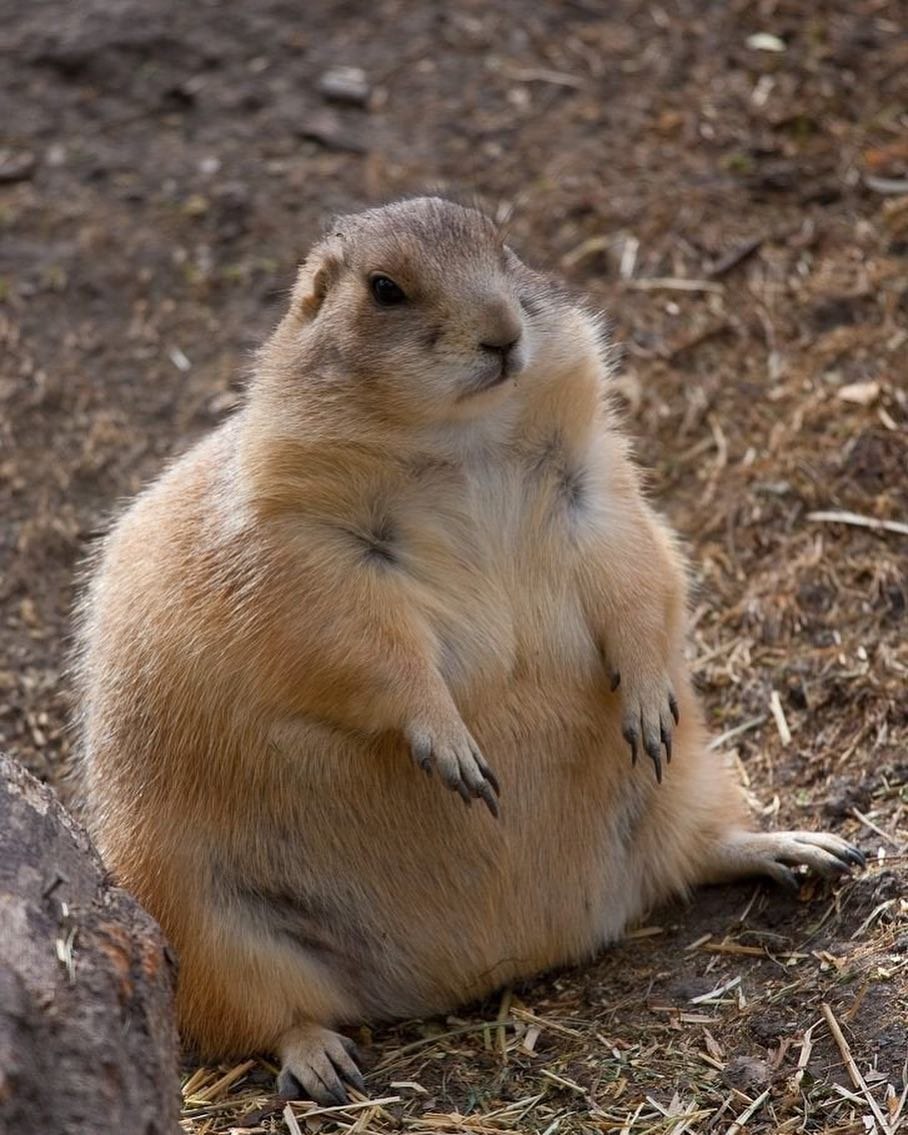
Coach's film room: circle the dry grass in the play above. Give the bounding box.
[177,876,908,1133]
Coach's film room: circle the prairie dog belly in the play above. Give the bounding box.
[261,630,641,1019]
[249,463,642,1014]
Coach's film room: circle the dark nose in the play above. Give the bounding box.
[480,335,520,359]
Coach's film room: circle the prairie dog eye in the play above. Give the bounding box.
[370,275,407,306]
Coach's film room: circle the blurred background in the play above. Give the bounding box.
[1,1,906,1131]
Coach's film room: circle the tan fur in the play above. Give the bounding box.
[76,197,861,1099]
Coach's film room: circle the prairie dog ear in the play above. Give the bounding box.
[293,236,344,320]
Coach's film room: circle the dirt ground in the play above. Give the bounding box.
[2,0,907,1132]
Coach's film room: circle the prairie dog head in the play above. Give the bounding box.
[269,197,570,427]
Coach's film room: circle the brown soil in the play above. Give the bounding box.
[1,1,906,1132]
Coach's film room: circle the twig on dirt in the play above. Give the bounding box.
[691,638,737,673]
[690,975,742,1005]
[830,1082,872,1106]
[890,1051,908,1131]
[389,1080,428,1094]
[624,277,725,294]
[625,924,664,939]
[375,1020,515,1065]
[851,807,904,850]
[54,924,76,983]
[283,1103,304,1135]
[703,942,765,957]
[794,1022,815,1089]
[769,691,792,746]
[696,412,729,508]
[285,1095,402,1123]
[619,236,639,280]
[620,1101,646,1134]
[835,718,878,769]
[511,1007,584,1039]
[540,1068,587,1094]
[706,236,765,278]
[698,1050,726,1073]
[521,1025,541,1053]
[735,887,762,927]
[844,978,872,1023]
[168,346,192,372]
[661,319,732,361]
[187,1060,256,1103]
[673,435,717,470]
[850,898,897,940]
[793,895,841,954]
[643,1094,712,1132]
[724,1087,770,1135]
[864,175,908,195]
[496,987,512,1057]
[506,65,588,89]
[561,234,613,269]
[807,511,908,537]
[181,1067,211,1098]
[821,1001,894,1135]
[705,223,800,278]
[707,716,766,752]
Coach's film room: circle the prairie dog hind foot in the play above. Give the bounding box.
[277,1025,365,1105]
[703,829,865,891]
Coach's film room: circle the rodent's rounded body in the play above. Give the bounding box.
[84,417,724,1042]
[77,198,862,1098]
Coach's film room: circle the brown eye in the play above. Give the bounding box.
[370,275,407,306]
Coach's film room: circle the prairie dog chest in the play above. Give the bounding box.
[370,442,605,692]
[508,435,606,676]
[378,459,520,690]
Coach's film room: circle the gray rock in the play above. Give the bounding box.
[317,66,371,107]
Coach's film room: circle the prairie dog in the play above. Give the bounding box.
[77,197,863,1103]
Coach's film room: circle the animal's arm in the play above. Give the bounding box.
[575,449,688,781]
[248,538,500,813]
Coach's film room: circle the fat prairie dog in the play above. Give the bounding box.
[77,197,864,1103]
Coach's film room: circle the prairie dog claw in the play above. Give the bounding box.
[407,722,500,817]
[707,830,866,890]
[278,1025,365,1106]
[617,673,677,783]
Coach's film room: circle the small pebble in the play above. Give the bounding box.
[317,66,371,107]
[0,149,36,183]
[721,1055,771,1091]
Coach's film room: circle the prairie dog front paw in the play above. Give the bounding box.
[405,717,500,817]
[611,666,678,783]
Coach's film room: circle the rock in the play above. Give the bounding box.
[296,109,367,154]
[317,66,371,107]
[836,380,880,407]
[0,753,180,1135]
[0,150,37,184]
[721,1054,771,1092]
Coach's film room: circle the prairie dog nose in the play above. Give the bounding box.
[480,334,520,357]
[478,301,523,357]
